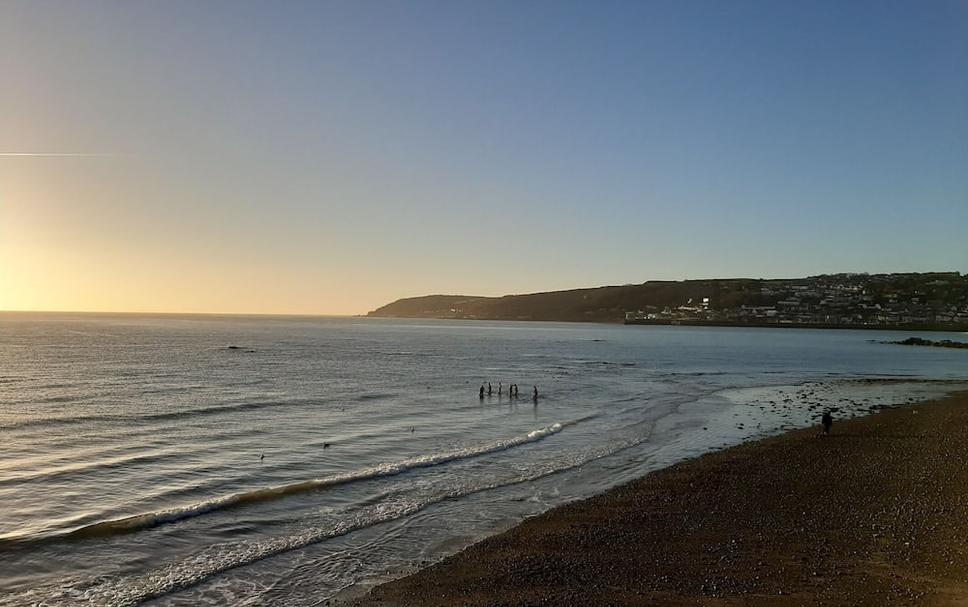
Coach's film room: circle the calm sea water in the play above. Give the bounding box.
[1,314,966,606]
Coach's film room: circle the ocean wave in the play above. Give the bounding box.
[54,417,594,541]
[0,398,318,432]
[9,414,636,607]
[3,423,267,466]
[353,392,396,402]
[0,450,177,488]
[36,394,80,403]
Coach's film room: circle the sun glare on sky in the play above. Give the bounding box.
[1,1,966,315]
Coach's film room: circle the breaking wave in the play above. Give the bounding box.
[61,417,594,541]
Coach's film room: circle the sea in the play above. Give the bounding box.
[1,313,966,606]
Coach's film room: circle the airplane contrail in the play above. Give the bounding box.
[0,152,117,157]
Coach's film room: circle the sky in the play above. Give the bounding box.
[1,0,966,315]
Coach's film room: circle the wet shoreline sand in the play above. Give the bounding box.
[352,391,968,606]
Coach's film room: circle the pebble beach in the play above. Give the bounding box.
[355,391,968,606]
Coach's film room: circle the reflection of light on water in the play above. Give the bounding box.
[3,317,968,606]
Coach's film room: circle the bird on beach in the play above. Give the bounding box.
[323,442,331,449]
[260,454,265,461]
[410,426,415,433]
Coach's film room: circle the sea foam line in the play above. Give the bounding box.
[60,417,594,541]
[13,414,642,607]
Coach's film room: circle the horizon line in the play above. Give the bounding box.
[0,152,119,157]
[0,309,362,318]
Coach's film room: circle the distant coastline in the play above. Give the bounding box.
[624,318,968,332]
[368,272,968,330]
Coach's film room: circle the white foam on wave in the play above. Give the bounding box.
[60,417,592,541]
[4,414,642,607]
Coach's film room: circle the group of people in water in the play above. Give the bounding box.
[479,382,538,403]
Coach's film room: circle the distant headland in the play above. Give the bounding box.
[368,272,968,331]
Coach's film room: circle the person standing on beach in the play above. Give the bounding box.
[532,385,538,403]
[821,410,833,435]
[479,384,485,399]
[488,383,492,396]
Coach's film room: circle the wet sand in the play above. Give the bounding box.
[353,391,968,606]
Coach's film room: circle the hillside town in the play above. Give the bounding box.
[625,273,968,329]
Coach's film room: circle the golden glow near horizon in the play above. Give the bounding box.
[0,152,619,317]
[0,157,564,316]
[3,3,965,315]
[0,160,386,316]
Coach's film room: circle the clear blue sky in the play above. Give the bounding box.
[1,0,966,314]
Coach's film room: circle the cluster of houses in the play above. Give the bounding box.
[625,273,968,328]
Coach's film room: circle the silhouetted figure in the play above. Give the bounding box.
[821,411,833,436]
[499,382,503,396]
[487,383,492,396]
[410,426,415,433]
[323,442,331,449]
[532,385,538,404]
[480,384,485,399]
[260,454,264,461]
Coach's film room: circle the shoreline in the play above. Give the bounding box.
[351,390,968,606]
[365,314,968,333]
[625,319,968,332]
